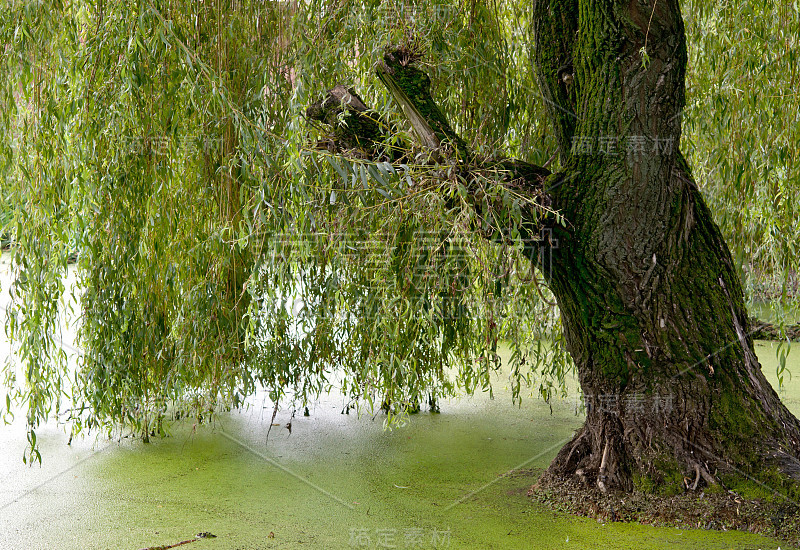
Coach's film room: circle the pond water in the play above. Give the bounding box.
[0,256,798,549]
[1,344,797,549]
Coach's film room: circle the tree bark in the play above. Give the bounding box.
[534,0,800,492]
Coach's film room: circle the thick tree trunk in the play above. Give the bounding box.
[541,174,800,491]
[534,0,800,492]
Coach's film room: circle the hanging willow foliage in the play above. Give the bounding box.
[682,2,800,303]
[0,0,797,462]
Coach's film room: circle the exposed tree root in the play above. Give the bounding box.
[539,401,800,500]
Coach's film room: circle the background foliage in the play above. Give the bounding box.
[0,0,797,461]
[682,1,799,308]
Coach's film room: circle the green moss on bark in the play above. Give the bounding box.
[378,49,469,158]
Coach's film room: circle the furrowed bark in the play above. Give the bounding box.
[535,0,800,493]
[531,0,579,163]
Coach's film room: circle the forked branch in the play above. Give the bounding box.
[307,46,555,242]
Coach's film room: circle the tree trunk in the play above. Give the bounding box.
[534,0,800,492]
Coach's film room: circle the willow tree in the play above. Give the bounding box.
[1,0,799,502]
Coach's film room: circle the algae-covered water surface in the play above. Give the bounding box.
[2,344,798,549]
[0,260,798,549]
